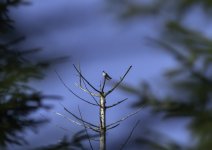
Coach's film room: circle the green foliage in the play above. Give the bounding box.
[0,0,61,148]
[108,0,212,19]
[0,44,55,146]
[0,0,30,34]
[0,1,82,149]
[109,0,212,149]
[132,25,212,150]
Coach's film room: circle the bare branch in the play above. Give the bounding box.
[120,120,140,150]
[62,105,99,128]
[73,64,101,93]
[77,64,99,97]
[107,123,120,131]
[75,82,99,97]
[40,113,73,133]
[82,79,100,105]
[55,71,98,106]
[105,65,132,96]
[106,98,128,109]
[75,83,100,106]
[55,112,82,126]
[75,69,99,105]
[78,64,83,87]
[78,106,94,150]
[99,81,102,90]
[55,112,99,132]
[75,64,99,105]
[101,78,106,92]
[107,107,142,128]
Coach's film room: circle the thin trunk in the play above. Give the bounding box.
[100,95,106,150]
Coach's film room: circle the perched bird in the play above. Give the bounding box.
[102,71,112,80]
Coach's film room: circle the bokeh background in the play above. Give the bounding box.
[1,0,212,150]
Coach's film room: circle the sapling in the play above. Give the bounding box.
[56,65,142,150]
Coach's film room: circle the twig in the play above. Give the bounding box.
[77,74,100,105]
[107,107,142,128]
[55,71,98,106]
[55,112,82,126]
[78,64,83,88]
[99,81,102,91]
[75,83,99,104]
[105,66,132,96]
[62,104,98,128]
[106,98,128,108]
[73,64,101,93]
[77,65,99,97]
[40,113,73,133]
[101,78,106,92]
[75,82,99,97]
[82,79,99,104]
[120,120,140,150]
[78,106,94,150]
[55,111,99,132]
[107,124,120,131]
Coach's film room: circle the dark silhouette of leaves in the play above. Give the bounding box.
[34,130,98,150]
[109,0,212,149]
[0,0,62,148]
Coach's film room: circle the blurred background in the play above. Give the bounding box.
[1,0,212,149]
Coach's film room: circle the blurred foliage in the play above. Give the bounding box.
[108,0,212,20]
[34,130,96,150]
[0,0,30,34]
[0,39,59,146]
[109,0,212,150]
[134,128,191,150]
[0,0,63,148]
[0,1,89,150]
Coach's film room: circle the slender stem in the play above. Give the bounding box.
[99,94,106,150]
[101,78,106,92]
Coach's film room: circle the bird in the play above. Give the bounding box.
[102,71,112,80]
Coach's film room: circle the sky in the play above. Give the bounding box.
[8,0,193,149]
